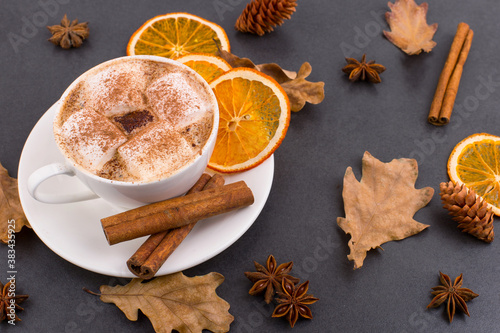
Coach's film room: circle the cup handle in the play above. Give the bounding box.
[27,163,99,204]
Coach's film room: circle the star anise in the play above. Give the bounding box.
[0,280,29,322]
[426,272,478,323]
[47,14,89,49]
[272,278,319,328]
[342,54,386,83]
[244,255,300,304]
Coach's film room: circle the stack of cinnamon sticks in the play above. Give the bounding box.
[100,174,254,279]
[428,23,474,126]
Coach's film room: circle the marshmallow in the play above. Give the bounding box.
[117,121,196,181]
[85,61,148,117]
[56,108,127,172]
[145,72,209,126]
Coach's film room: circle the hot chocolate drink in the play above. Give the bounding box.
[54,57,215,183]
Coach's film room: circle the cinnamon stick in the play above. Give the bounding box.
[440,29,474,118]
[102,180,254,245]
[428,23,473,126]
[127,174,225,279]
[124,173,211,277]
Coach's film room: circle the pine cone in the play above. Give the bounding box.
[439,181,494,243]
[235,0,297,36]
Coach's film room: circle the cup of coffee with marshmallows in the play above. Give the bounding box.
[28,55,219,208]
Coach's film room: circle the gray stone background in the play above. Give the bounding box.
[1,0,499,332]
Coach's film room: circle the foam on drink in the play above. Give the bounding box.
[54,58,215,183]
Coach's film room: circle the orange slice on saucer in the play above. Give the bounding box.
[208,68,290,173]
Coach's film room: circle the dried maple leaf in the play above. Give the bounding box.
[84,272,233,333]
[383,0,438,55]
[217,49,324,112]
[0,162,30,244]
[337,152,434,269]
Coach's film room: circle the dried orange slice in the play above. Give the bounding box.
[127,13,230,59]
[176,53,231,83]
[208,68,290,173]
[448,133,500,215]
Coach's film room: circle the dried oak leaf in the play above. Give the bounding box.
[85,272,233,333]
[337,152,434,269]
[0,162,30,244]
[383,0,438,55]
[217,49,324,112]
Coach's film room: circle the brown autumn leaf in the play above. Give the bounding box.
[383,0,438,55]
[0,162,30,244]
[87,272,233,333]
[337,152,434,269]
[217,49,324,112]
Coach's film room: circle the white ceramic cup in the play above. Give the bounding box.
[27,55,219,209]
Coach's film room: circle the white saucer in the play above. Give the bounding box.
[17,103,274,277]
